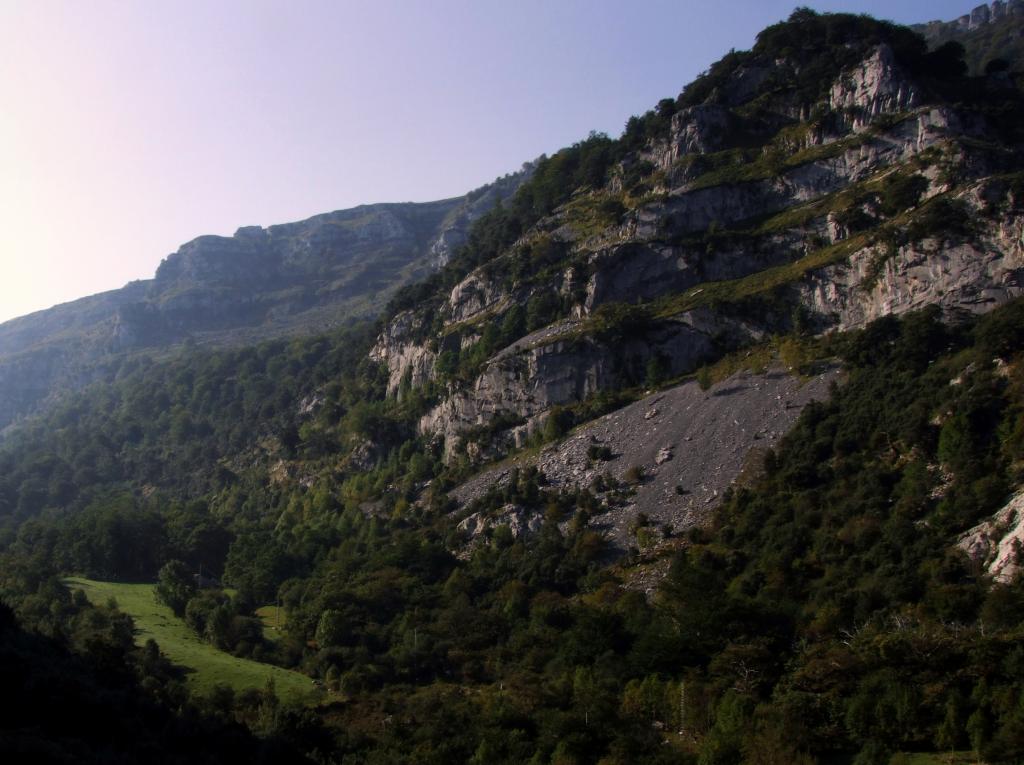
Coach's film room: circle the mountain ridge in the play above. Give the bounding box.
[0,168,530,432]
[916,1,1024,73]
[370,27,1024,477]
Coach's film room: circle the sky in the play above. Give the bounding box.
[0,0,976,323]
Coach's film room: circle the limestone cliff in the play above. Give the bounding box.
[959,489,1024,583]
[374,39,1024,468]
[917,1,1024,74]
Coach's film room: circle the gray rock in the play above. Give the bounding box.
[450,367,840,550]
[958,490,1024,583]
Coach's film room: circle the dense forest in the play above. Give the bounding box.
[4,298,1024,763]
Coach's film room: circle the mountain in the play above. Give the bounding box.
[3,7,1024,765]
[373,11,1024,472]
[0,169,530,432]
[916,1,1024,72]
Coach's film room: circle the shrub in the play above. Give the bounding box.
[624,465,645,485]
[543,406,574,442]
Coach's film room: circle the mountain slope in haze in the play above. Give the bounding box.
[917,1,1024,72]
[0,169,529,433]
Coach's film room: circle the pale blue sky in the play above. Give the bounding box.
[0,1,975,322]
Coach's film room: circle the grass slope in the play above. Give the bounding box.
[65,576,315,702]
[255,604,286,643]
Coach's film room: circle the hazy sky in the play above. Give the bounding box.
[0,0,974,323]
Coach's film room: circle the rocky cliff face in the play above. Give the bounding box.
[959,489,1024,583]
[369,310,438,398]
[917,1,1024,75]
[800,194,1024,330]
[828,44,921,130]
[373,41,1024,470]
[921,1,1024,34]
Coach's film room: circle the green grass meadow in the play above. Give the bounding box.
[255,604,287,643]
[65,577,316,703]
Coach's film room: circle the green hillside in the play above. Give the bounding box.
[65,576,316,702]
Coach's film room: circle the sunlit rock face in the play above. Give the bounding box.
[375,42,1024,469]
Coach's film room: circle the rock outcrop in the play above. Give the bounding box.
[369,310,438,398]
[828,44,920,131]
[800,210,1024,331]
[375,42,1024,466]
[958,489,1024,583]
[641,105,734,173]
[457,503,544,550]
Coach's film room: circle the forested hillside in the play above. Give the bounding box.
[2,8,1024,764]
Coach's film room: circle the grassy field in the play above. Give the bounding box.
[65,577,316,703]
[255,604,286,643]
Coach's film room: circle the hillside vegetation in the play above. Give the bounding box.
[8,296,1022,762]
[65,577,315,701]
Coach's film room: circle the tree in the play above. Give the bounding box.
[985,58,1010,75]
[315,609,348,648]
[936,692,963,751]
[698,691,752,765]
[852,740,891,765]
[155,559,196,617]
[573,666,601,727]
[645,354,670,388]
[543,407,573,442]
[967,707,992,757]
[697,364,713,391]
[205,604,234,648]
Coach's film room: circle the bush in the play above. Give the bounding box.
[155,559,197,617]
[645,354,670,388]
[590,302,654,342]
[624,465,645,485]
[697,365,713,391]
[543,407,574,442]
